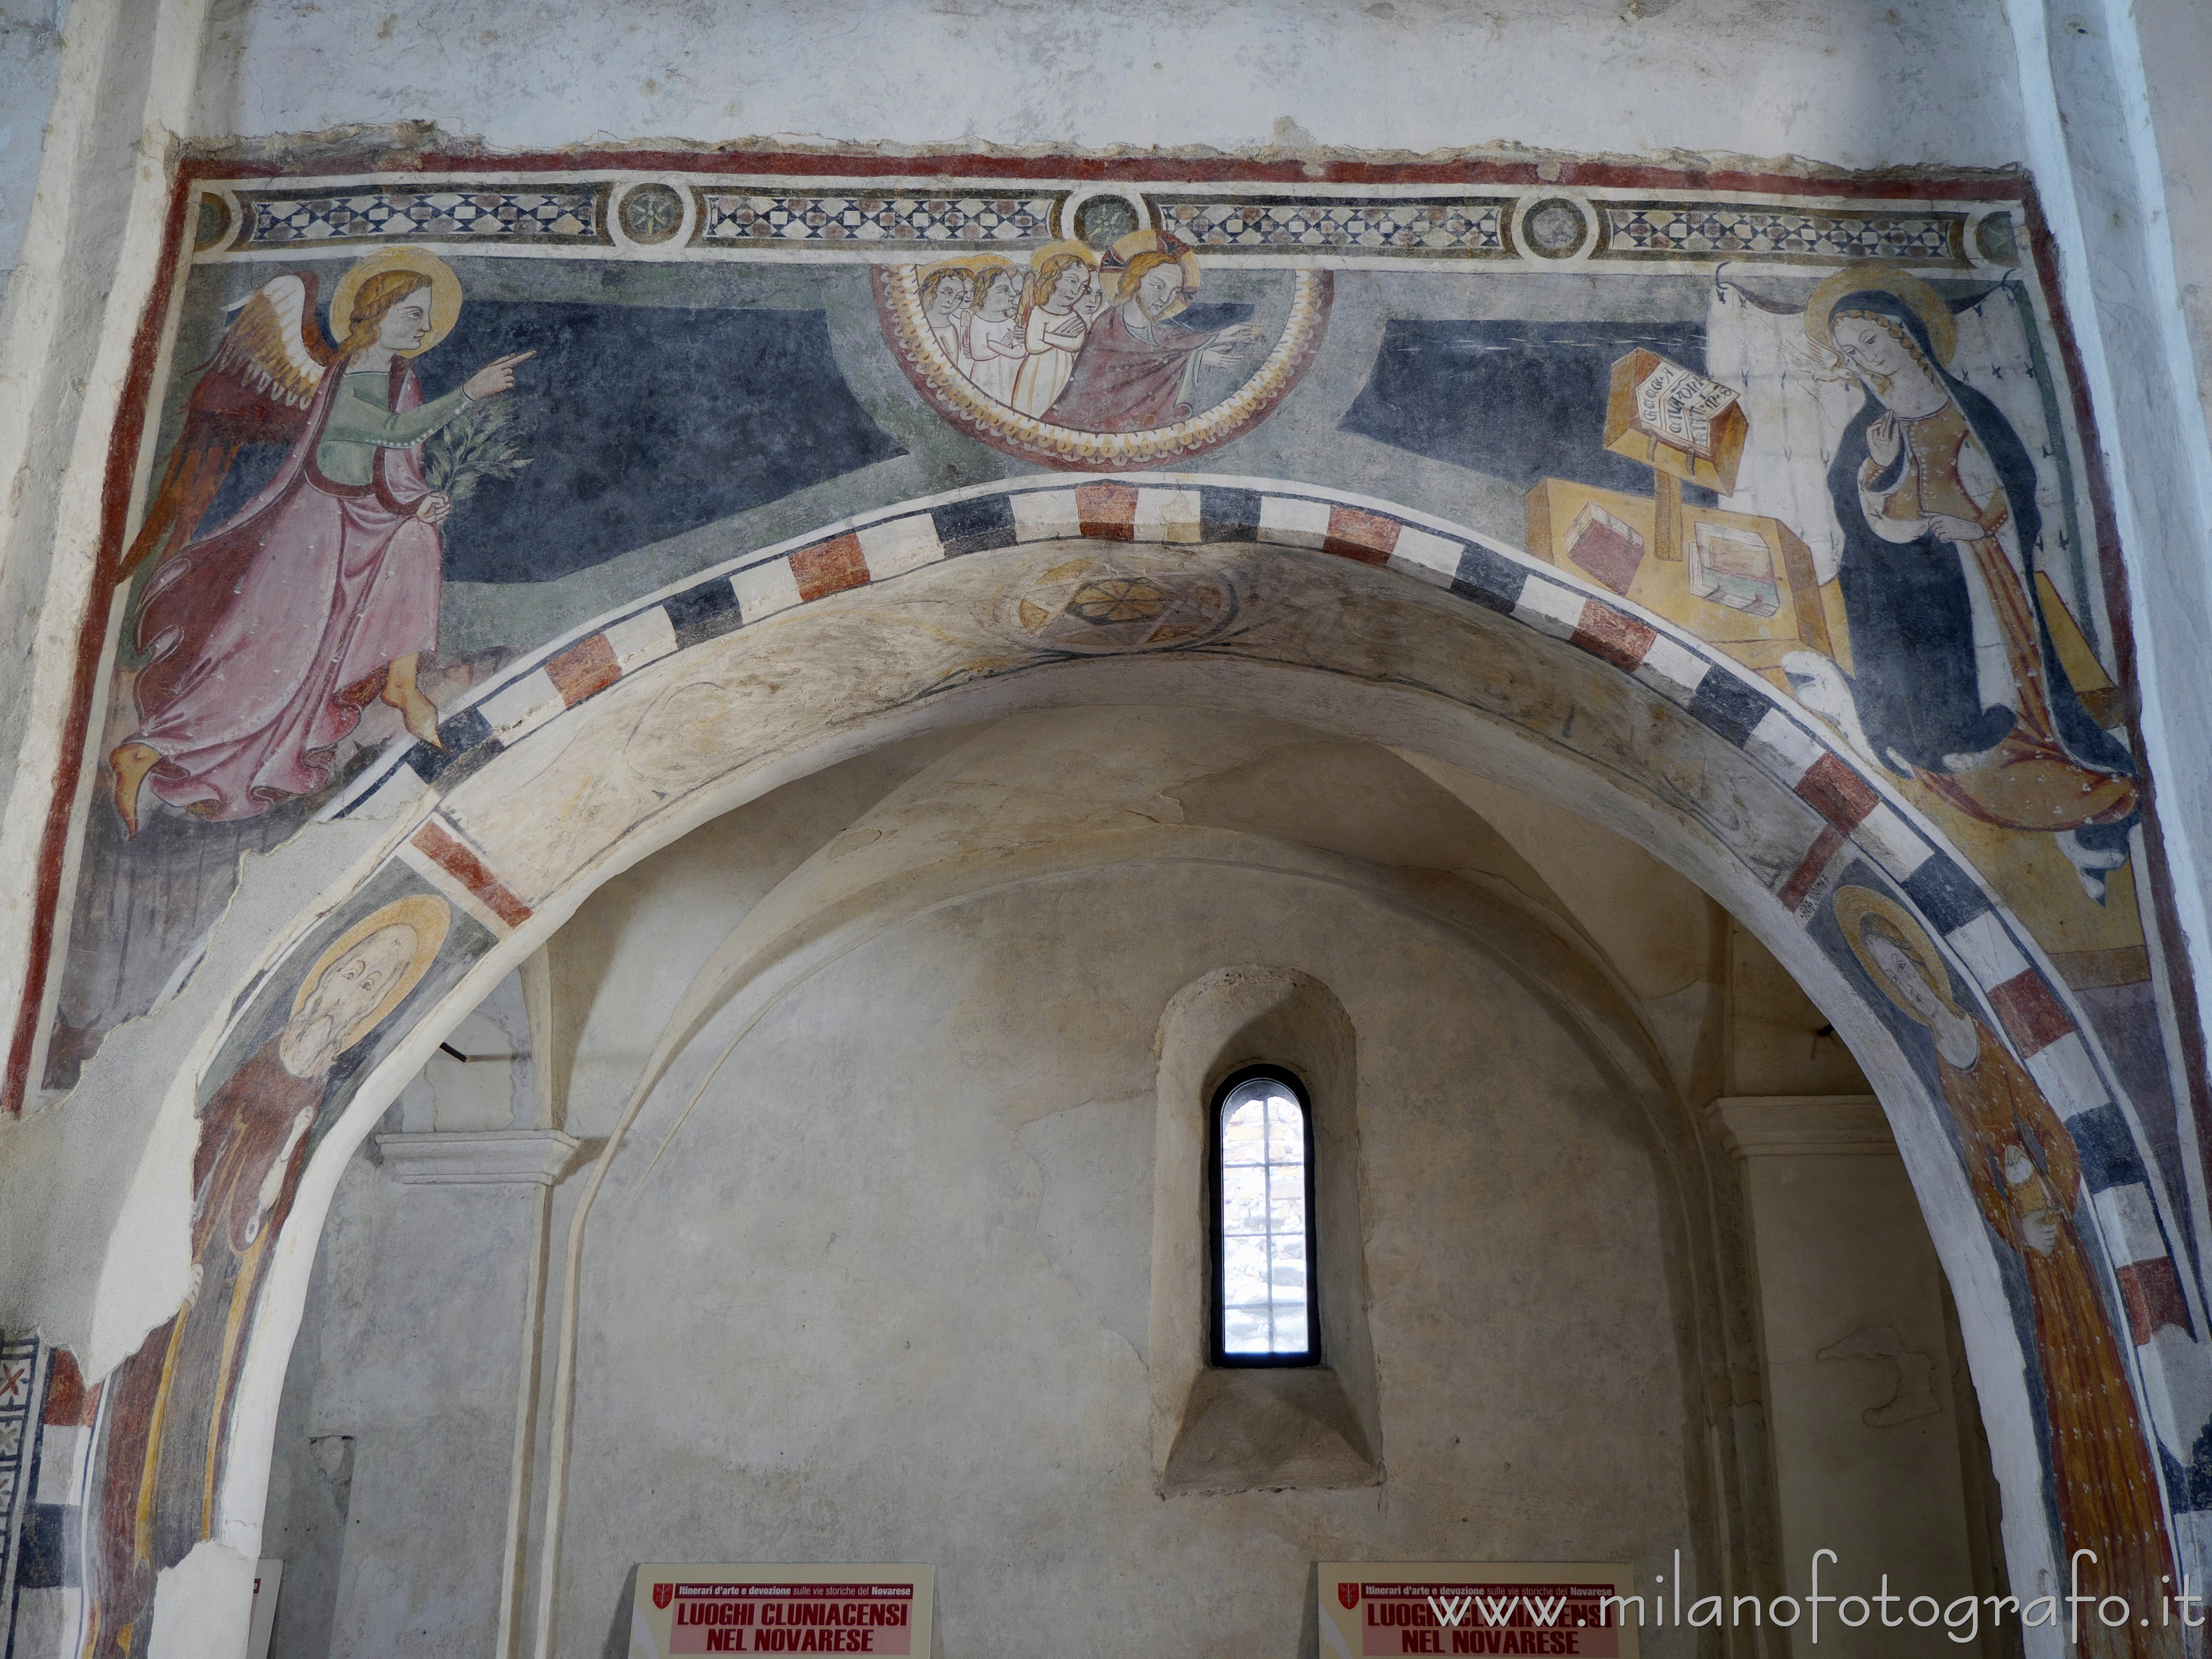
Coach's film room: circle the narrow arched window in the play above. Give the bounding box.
[1212,1067,1319,1365]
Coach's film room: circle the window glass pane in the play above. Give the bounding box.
[1218,1076,1310,1356]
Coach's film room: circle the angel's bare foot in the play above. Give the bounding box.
[380,653,444,750]
[110,742,159,838]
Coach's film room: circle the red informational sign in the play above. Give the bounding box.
[1319,1563,1639,1659]
[631,1566,932,1659]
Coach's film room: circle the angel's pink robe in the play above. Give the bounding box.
[129,362,453,821]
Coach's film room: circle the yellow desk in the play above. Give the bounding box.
[1525,477,1833,677]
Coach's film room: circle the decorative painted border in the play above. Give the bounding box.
[1153,193,1516,256]
[692,187,1065,249]
[871,265,1334,470]
[235,183,614,248]
[184,170,2008,274]
[2,1348,97,1659]
[0,1337,39,1643]
[1594,198,1972,265]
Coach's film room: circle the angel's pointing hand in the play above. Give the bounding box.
[463,351,535,401]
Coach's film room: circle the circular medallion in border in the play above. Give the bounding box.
[617,182,688,246]
[874,264,1333,471]
[1519,197,1591,259]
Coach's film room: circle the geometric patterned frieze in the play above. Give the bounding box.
[196,182,1994,269]
[1596,201,1971,264]
[695,191,1064,247]
[238,185,612,247]
[1154,195,1514,255]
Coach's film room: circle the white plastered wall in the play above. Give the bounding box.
[0,1,68,304]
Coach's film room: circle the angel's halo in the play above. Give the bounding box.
[329,245,464,357]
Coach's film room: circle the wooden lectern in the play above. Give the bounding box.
[1525,349,1835,679]
[1601,349,1748,560]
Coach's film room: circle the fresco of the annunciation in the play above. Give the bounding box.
[10,159,2210,1656]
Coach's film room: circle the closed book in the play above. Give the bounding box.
[1564,501,1646,597]
[1687,521,1781,617]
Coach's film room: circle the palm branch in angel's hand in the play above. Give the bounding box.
[421,390,533,508]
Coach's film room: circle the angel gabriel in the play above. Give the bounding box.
[108,246,530,834]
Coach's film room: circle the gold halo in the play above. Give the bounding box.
[918,256,978,288]
[962,254,1020,303]
[328,245,463,357]
[1107,229,1201,318]
[1027,239,1100,273]
[1834,885,1963,1027]
[292,893,451,1052]
[1805,261,1956,366]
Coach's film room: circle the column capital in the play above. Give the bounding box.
[376,1130,583,1187]
[1712,1095,1894,1159]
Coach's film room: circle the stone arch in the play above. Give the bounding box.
[80,474,2204,1653]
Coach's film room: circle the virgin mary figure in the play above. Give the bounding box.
[1797,265,2136,892]
[108,246,531,834]
[1837,887,2176,1659]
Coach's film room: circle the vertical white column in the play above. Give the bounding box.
[1718,1097,1998,1659]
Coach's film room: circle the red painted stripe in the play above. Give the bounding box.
[544,634,621,706]
[6,171,195,1113]
[1779,826,1847,913]
[1321,505,1399,565]
[1987,968,2076,1058]
[1074,481,1138,540]
[790,535,869,602]
[411,819,533,929]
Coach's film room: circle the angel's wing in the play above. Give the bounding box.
[120,273,337,575]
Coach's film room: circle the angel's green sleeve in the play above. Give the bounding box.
[315,373,469,485]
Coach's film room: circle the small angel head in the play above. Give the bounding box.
[920,265,972,326]
[1029,249,1094,317]
[974,266,1021,321]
